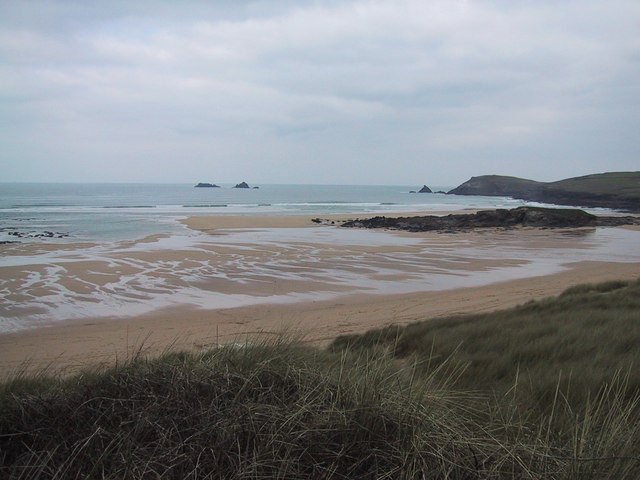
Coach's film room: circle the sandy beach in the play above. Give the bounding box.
[1,213,639,377]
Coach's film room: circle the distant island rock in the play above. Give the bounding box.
[410,185,433,193]
[340,207,640,233]
[448,172,640,212]
[233,182,250,189]
[252,186,260,189]
[194,183,220,188]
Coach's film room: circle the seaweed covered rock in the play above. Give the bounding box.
[341,207,639,232]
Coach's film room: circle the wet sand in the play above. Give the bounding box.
[181,211,481,231]
[1,213,639,377]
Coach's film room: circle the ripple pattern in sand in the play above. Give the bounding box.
[1,226,639,332]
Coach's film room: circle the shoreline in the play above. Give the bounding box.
[1,260,639,378]
[1,211,640,377]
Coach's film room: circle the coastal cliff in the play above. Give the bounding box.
[448,172,640,212]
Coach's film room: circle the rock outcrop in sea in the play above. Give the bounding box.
[233,182,250,189]
[3,230,70,241]
[418,185,432,193]
[340,207,640,233]
[194,183,220,188]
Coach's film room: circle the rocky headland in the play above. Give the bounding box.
[340,207,640,233]
[447,172,640,212]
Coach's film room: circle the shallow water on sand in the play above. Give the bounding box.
[1,224,639,333]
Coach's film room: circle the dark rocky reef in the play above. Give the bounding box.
[341,207,640,233]
[3,230,70,240]
[448,172,640,212]
[312,218,336,225]
[234,182,250,189]
[194,183,220,188]
[418,185,432,193]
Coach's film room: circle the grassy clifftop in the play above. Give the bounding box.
[448,171,640,211]
[2,279,640,478]
[550,172,640,197]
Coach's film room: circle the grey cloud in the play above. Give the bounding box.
[1,0,638,185]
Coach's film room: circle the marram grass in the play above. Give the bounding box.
[332,278,640,413]
[0,341,525,479]
[1,279,640,479]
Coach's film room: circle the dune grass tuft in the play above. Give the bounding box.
[1,278,640,478]
[331,278,640,412]
[330,278,640,478]
[0,339,533,479]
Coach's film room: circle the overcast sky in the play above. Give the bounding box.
[1,0,638,186]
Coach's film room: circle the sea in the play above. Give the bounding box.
[0,182,591,243]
